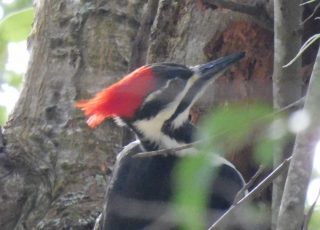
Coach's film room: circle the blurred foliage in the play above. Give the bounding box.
[309,208,320,230]
[4,70,22,87]
[0,105,6,124]
[0,0,33,125]
[173,151,213,230]
[308,209,320,230]
[174,101,320,229]
[200,103,277,165]
[0,7,34,41]
[173,103,283,229]
[0,0,31,15]
[201,104,270,137]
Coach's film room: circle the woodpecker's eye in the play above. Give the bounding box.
[167,78,185,89]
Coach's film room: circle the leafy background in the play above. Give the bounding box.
[0,0,33,125]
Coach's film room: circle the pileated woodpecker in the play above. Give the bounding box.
[77,52,245,229]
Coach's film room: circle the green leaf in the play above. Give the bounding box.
[200,104,272,151]
[0,38,8,69]
[0,8,34,42]
[0,105,7,125]
[309,209,320,230]
[4,70,23,88]
[173,152,213,230]
[255,138,277,166]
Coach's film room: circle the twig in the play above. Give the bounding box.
[302,185,320,230]
[301,2,320,25]
[301,0,318,6]
[204,0,273,31]
[233,165,265,204]
[134,141,201,158]
[272,96,305,114]
[208,156,292,230]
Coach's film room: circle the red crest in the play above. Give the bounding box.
[76,65,156,128]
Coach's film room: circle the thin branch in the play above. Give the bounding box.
[273,96,305,114]
[301,2,320,25]
[233,165,265,204]
[283,34,320,68]
[302,186,320,230]
[301,0,318,6]
[204,0,273,31]
[208,156,292,230]
[134,141,201,158]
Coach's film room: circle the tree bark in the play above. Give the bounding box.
[0,0,147,229]
[272,1,302,229]
[276,46,320,230]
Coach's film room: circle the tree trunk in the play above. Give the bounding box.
[271,1,302,229]
[276,46,320,230]
[0,0,147,229]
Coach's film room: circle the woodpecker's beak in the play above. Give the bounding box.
[198,52,245,80]
[167,52,245,124]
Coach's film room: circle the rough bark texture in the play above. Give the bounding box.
[205,0,274,31]
[276,47,320,230]
[271,1,302,229]
[0,0,147,229]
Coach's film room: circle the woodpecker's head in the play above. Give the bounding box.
[76,52,244,149]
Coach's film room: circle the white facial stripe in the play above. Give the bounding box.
[143,79,172,105]
[133,75,199,148]
[170,75,197,108]
[113,116,126,127]
[171,109,190,128]
[133,107,183,149]
[171,71,223,129]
